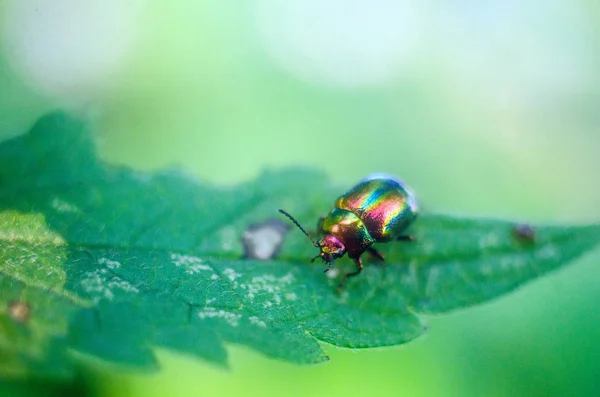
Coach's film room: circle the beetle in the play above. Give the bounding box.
[279,174,418,290]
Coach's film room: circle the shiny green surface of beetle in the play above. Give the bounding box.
[279,174,418,290]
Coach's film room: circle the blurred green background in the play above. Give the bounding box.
[1,1,599,396]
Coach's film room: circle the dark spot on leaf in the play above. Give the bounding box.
[8,301,31,323]
[242,219,290,260]
[512,224,536,243]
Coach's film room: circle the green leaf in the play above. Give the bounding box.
[1,112,599,379]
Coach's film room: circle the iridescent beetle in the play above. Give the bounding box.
[279,174,418,290]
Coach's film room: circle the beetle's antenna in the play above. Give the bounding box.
[278,209,319,247]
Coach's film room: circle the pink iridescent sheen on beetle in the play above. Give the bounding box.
[279,174,418,290]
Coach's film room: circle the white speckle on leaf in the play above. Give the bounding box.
[499,256,527,271]
[249,316,267,328]
[50,197,81,214]
[479,232,500,249]
[219,226,237,252]
[537,245,558,260]
[279,273,294,284]
[98,257,121,269]
[223,268,242,282]
[170,253,213,275]
[238,273,295,305]
[198,307,241,327]
[107,278,139,294]
[285,292,297,301]
[210,274,220,280]
[80,269,139,303]
[206,298,216,304]
[325,268,339,279]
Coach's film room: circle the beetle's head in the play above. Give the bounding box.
[277,209,346,266]
[316,235,346,264]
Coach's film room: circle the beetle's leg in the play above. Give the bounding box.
[366,246,385,261]
[337,257,363,292]
[397,235,415,242]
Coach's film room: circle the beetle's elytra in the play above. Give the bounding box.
[279,174,418,291]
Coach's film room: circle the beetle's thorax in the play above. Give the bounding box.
[319,235,346,263]
[321,208,375,258]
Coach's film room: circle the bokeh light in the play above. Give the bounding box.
[253,0,422,87]
[2,0,144,100]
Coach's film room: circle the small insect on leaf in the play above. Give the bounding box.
[512,223,536,243]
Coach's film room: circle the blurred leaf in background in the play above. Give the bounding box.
[1,0,599,396]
